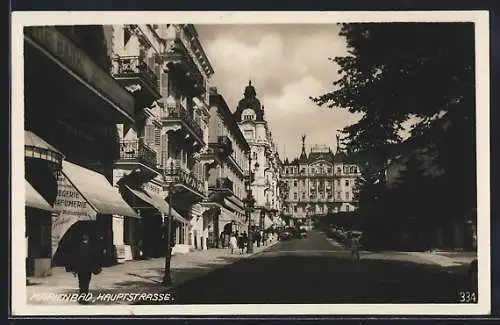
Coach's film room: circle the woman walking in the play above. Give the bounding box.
[229,232,238,254]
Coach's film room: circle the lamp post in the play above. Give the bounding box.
[245,151,257,254]
[162,160,178,286]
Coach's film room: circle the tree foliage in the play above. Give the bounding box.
[311,23,476,243]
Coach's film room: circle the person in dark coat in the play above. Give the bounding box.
[65,234,102,304]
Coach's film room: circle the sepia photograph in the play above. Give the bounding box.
[11,11,490,316]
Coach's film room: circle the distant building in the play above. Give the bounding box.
[233,81,282,230]
[281,135,361,224]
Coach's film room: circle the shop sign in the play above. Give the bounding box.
[51,172,97,256]
[144,181,162,195]
[24,26,134,119]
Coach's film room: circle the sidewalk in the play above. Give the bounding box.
[404,250,477,267]
[26,240,279,305]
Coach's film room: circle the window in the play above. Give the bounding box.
[345,180,349,186]
[337,167,341,174]
[345,192,350,200]
[294,193,298,200]
[302,192,306,199]
[244,130,254,138]
[336,179,341,186]
[253,152,257,160]
[346,205,350,212]
[327,168,332,173]
[294,206,298,212]
[244,115,253,121]
[302,180,306,186]
[320,205,324,213]
[301,168,305,174]
[337,191,341,199]
[293,180,298,187]
[154,127,161,146]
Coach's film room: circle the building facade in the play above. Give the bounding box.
[281,136,361,225]
[109,24,216,257]
[24,26,139,276]
[233,81,281,230]
[203,87,250,247]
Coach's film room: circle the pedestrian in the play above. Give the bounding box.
[64,234,102,304]
[229,232,238,254]
[350,234,361,264]
[263,232,269,246]
[237,233,245,254]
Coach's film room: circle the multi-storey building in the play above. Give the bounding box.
[233,81,281,230]
[24,25,139,276]
[203,87,250,247]
[281,136,361,225]
[110,24,215,259]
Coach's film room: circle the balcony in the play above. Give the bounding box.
[163,159,205,196]
[161,100,204,142]
[209,135,233,157]
[111,56,161,107]
[116,140,159,180]
[209,177,234,195]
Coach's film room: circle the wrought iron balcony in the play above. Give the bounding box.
[161,101,204,141]
[111,56,161,104]
[118,140,157,170]
[162,159,205,194]
[209,177,234,194]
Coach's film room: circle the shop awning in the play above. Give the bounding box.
[25,180,54,212]
[62,161,139,218]
[224,198,245,215]
[125,186,188,224]
[25,130,64,168]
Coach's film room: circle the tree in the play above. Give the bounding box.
[311,23,476,243]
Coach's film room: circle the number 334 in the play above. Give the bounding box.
[459,291,477,303]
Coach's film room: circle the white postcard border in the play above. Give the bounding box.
[11,10,490,316]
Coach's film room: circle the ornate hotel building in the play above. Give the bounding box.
[233,82,282,229]
[281,136,361,224]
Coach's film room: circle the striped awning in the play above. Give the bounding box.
[62,161,139,218]
[25,180,54,212]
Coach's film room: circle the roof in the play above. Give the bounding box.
[209,91,250,152]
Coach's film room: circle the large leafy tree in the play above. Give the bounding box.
[311,23,476,238]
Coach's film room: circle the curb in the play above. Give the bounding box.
[165,241,281,290]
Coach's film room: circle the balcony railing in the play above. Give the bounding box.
[209,177,234,193]
[118,140,157,170]
[111,56,159,92]
[163,159,205,194]
[161,101,204,140]
[217,136,233,155]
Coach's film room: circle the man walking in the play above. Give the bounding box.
[65,233,102,304]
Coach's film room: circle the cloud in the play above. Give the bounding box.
[197,24,361,160]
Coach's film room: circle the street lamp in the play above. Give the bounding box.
[162,159,179,286]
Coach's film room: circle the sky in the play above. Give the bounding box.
[196,24,363,161]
